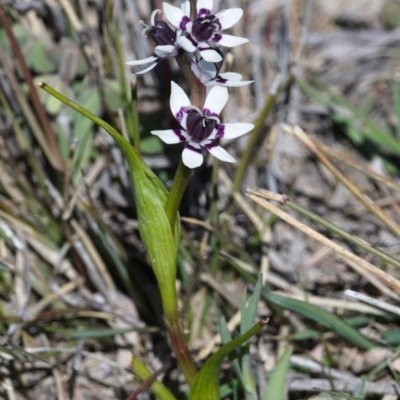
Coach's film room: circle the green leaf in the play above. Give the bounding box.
[141,136,163,154]
[190,320,268,400]
[263,348,292,400]
[38,82,181,317]
[241,274,263,334]
[265,292,374,350]
[23,40,56,74]
[104,79,125,111]
[71,84,101,182]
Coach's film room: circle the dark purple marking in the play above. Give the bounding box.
[215,75,228,84]
[212,33,222,43]
[150,21,176,46]
[179,15,191,30]
[192,15,217,42]
[186,143,202,153]
[197,8,211,18]
[203,108,218,117]
[186,34,198,47]
[204,141,218,150]
[186,109,217,142]
[175,107,186,123]
[173,129,187,142]
[214,124,225,139]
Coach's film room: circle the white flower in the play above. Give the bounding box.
[189,54,253,87]
[163,0,248,63]
[152,82,253,168]
[126,9,179,74]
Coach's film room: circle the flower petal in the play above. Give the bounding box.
[211,33,249,47]
[135,60,160,74]
[202,141,235,162]
[203,85,228,116]
[207,72,253,87]
[216,8,243,30]
[191,58,217,84]
[182,143,204,168]
[219,72,243,81]
[197,0,213,16]
[170,81,191,129]
[208,123,254,139]
[126,56,158,66]
[154,44,177,57]
[198,46,223,62]
[177,35,197,52]
[163,2,191,30]
[181,0,190,16]
[152,129,189,144]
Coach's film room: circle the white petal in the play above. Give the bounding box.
[202,141,235,162]
[163,2,191,30]
[216,9,243,30]
[211,33,249,47]
[198,59,217,78]
[154,45,177,57]
[182,143,204,168]
[198,46,223,62]
[208,73,253,87]
[135,60,160,74]
[203,85,228,116]
[170,81,191,130]
[126,56,158,66]
[197,0,213,16]
[152,129,189,144]
[181,0,190,16]
[177,35,197,52]
[219,72,243,81]
[208,123,254,139]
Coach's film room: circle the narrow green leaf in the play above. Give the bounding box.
[219,317,245,389]
[219,316,233,344]
[37,82,180,316]
[132,358,178,400]
[263,348,292,400]
[265,292,374,350]
[241,274,263,334]
[190,319,268,400]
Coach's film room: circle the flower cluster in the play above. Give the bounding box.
[127,0,253,168]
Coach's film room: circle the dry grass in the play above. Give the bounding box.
[1,0,400,399]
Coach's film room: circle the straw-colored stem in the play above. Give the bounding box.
[282,124,400,237]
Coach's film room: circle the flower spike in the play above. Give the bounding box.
[163,0,248,62]
[152,82,254,168]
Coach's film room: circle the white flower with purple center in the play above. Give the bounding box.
[126,9,179,74]
[163,0,248,63]
[189,53,253,87]
[152,82,254,168]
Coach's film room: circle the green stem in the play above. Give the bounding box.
[166,311,198,386]
[165,159,192,229]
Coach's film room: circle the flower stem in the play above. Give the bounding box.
[165,159,192,229]
[166,310,197,386]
